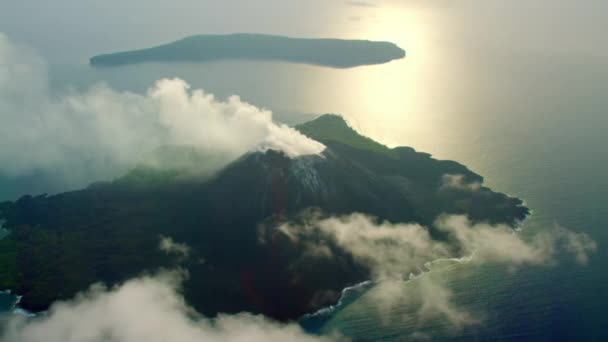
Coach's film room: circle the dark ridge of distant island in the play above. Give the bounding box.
[89,33,406,68]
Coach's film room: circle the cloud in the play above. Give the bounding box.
[440,174,481,192]
[552,224,598,265]
[278,213,451,278]
[159,236,191,259]
[0,201,597,339]
[368,276,478,329]
[278,212,596,279]
[0,33,325,189]
[346,1,378,8]
[436,215,597,266]
[277,212,596,328]
[0,270,341,342]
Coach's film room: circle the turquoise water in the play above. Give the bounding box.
[0,220,15,316]
[0,223,16,316]
[0,291,17,321]
[308,58,608,338]
[0,292,15,312]
[307,57,608,338]
[1,53,606,340]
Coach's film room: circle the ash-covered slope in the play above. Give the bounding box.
[0,114,527,320]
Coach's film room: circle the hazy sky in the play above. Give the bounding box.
[1,0,606,198]
[1,0,606,63]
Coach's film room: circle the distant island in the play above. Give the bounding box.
[0,115,527,321]
[89,34,406,68]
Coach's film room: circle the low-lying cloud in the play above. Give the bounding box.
[0,271,340,342]
[278,212,597,328]
[0,214,597,340]
[279,213,596,277]
[159,236,191,260]
[436,215,597,266]
[440,174,482,192]
[279,213,449,279]
[365,276,479,329]
[0,33,324,189]
[345,1,378,8]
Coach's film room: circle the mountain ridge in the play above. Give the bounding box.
[0,114,528,320]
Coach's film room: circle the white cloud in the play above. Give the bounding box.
[277,212,596,328]
[436,215,597,266]
[278,212,598,281]
[551,224,597,265]
[0,271,341,342]
[440,174,481,192]
[159,236,191,259]
[0,33,325,189]
[345,1,378,8]
[278,213,451,278]
[0,214,596,339]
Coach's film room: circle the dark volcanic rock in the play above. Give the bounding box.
[0,114,528,320]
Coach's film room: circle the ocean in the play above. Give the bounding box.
[1,50,606,340]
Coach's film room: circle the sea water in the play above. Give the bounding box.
[0,51,606,340]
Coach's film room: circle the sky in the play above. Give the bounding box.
[0,33,326,189]
[1,0,607,64]
[0,0,606,196]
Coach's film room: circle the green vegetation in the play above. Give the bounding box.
[0,115,528,319]
[90,34,406,68]
[112,167,182,188]
[297,114,398,158]
[0,237,18,289]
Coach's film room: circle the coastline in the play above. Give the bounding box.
[0,291,36,318]
[299,209,533,334]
